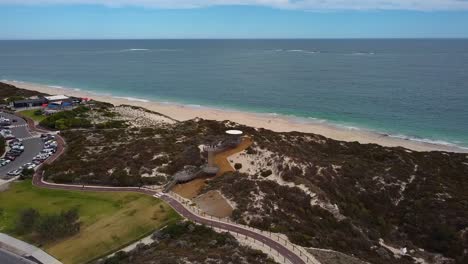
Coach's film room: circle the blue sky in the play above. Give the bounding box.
[1,1,468,39]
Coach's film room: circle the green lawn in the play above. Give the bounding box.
[18,109,46,122]
[0,180,181,264]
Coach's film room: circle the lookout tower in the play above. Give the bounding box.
[202,145,219,175]
[224,129,243,148]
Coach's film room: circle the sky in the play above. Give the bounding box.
[1,0,468,39]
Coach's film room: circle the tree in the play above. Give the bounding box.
[16,208,40,234]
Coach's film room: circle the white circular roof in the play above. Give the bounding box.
[226,130,243,135]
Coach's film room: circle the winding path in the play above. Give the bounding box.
[23,115,306,264]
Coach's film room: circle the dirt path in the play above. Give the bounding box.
[194,190,233,218]
[214,137,253,177]
[173,137,253,199]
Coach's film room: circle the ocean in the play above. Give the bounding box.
[0,39,467,149]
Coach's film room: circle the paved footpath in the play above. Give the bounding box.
[22,115,307,264]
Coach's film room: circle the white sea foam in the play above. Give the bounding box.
[351,52,375,56]
[155,49,181,52]
[269,49,318,54]
[387,134,468,150]
[113,96,150,103]
[48,85,64,89]
[121,48,150,52]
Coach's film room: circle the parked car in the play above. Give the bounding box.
[8,139,21,146]
[21,163,36,170]
[9,149,23,155]
[0,159,11,166]
[41,134,55,139]
[12,145,25,151]
[7,169,22,177]
[4,134,15,140]
[4,155,16,161]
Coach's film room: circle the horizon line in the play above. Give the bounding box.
[1,37,468,41]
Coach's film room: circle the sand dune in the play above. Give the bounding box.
[5,80,467,153]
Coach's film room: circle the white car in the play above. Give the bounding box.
[7,169,22,177]
[22,163,37,170]
[0,159,11,166]
[12,145,25,151]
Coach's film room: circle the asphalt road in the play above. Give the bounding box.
[0,249,36,264]
[0,112,43,178]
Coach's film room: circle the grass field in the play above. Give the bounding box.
[0,180,181,264]
[18,109,47,122]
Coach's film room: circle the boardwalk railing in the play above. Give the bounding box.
[169,191,319,264]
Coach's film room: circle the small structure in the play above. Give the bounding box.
[11,94,75,110]
[42,95,74,111]
[222,129,243,148]
[163,129,244,192]
[163,166,201,192]
[44,95,70,103]
[11,98,47,108]
[202,145,220,175]
[173,166,200,183]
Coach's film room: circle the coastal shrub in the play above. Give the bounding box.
[260,169,272,177]
[95,120,127,129]
[0,136,5,156]
[36,208,80,242]
[234,163,242,170]
[99,221,276,264]
[6,95,25,103]
[15,208,40,234]
[40,106,92,130]
[0,82,45,101]
[15,207,80,242]
[19,168,34,179]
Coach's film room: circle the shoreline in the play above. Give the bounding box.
[4,80,468,153]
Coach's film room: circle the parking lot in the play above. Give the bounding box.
[0,112,44,179]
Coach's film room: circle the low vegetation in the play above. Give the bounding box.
[98,221,277,264]
[43,119,231,186]
[0,180,180,264]
[0,136,5,156]
[204,129,468,264]
[16,207,80,243]
[0,82,46,104]
[43,113,468,263]
[39,106,93,130]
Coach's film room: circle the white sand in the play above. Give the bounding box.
[6,80,467,153]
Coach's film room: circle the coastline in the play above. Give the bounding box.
[4,80,468,153]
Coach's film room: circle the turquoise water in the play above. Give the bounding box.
[0,39,467,148]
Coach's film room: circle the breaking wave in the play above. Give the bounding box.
[121,48,150,52]
[113,96,150,103]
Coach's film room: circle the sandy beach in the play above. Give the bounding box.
[5,80,467,153]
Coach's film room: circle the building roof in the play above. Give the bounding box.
[45,95,69,101]
[226,130,243,135]
[13,98,47,104]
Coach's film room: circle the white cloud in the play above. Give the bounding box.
[1,0,468,10]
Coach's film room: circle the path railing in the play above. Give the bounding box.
[169,191,320,264]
